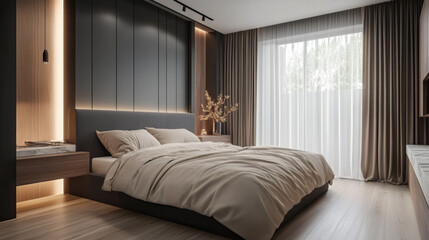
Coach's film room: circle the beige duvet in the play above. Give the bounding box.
[102,142,334,240]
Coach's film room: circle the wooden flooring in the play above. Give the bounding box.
[0,179,420,240]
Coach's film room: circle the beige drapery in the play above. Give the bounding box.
[361,0,428,184]
[223,30,258,146]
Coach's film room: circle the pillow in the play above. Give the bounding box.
[146,128,200,144]
[96,129,161,157]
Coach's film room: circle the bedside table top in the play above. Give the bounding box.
[197,135,231,143]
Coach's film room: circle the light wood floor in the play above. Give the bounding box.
[0,179,420,240]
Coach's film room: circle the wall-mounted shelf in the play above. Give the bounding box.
[17,152,89,186]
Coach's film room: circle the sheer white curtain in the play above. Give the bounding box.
[256,9,363,179]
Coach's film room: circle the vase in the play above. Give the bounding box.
[212,121,222,135]
[212,120,216,135]
[215,122,222,135]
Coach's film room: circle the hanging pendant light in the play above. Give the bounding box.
[43,0,48,64]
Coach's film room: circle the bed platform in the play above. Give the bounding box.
[69,110,330,239]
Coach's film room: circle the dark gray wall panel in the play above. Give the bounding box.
[117,0,134,110]
[75,0,191,113]
[166,14,177,112]
[176,19,188,113]
[158,10,167,112]
[134,2,159,111]
[92,0,117,110]
[75,0,92,109]
[0,0,16,221]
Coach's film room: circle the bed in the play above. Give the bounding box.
[69,110,334,240]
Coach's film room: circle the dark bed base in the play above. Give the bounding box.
[69,174,329,239]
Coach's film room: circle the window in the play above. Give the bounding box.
[257,14,363,179]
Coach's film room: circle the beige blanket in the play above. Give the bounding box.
[102,142,334,240]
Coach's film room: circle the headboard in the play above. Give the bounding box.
[76,110,195,159]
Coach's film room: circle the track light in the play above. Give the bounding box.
[173,0,213,22]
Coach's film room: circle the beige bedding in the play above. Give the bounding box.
[102,142,334,240]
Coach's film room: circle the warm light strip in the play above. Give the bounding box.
[53,0,64,142]
[195,27,207,33]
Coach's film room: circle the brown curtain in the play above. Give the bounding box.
[361,0,429,184]
[223,29,258,146]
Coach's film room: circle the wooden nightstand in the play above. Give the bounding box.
[198,135,231,143]
[16,152,90,186]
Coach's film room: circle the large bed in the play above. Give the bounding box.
[69,110,334,240]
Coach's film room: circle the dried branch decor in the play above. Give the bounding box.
[199,90,239,134]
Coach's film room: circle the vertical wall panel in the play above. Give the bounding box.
[177,19,188,113]
[134,2,159,111]
[75,0,92,109]
[92,0,116,110]
[117,0,134,111]
[75,0,191,113]
[167,14,177,112]
[158,10,167,112]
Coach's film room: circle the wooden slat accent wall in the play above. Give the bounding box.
[17,0,63,146]
[16,0,65,202]
[195,28,211,135]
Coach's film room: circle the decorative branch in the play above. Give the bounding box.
[199,90,239,123]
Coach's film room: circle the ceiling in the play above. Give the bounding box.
[153,0,390,34]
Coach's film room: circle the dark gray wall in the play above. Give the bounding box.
[0,0,16,221]
[76,0,191,112]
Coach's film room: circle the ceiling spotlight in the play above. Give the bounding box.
[182,5,186,12]
[202,15,205,21]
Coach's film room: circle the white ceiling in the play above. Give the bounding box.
[153,0,390,34]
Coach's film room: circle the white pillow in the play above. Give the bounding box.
[96,129,161,157]
[146,128,200,144]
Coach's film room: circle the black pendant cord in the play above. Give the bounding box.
[43,0,48,63]
[44,0,46,49]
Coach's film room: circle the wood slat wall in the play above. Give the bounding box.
[195,28,209,135]
[17,0,58,146]
[16,0,66,203]
[75,0,191,112]
[194,28,224,135]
